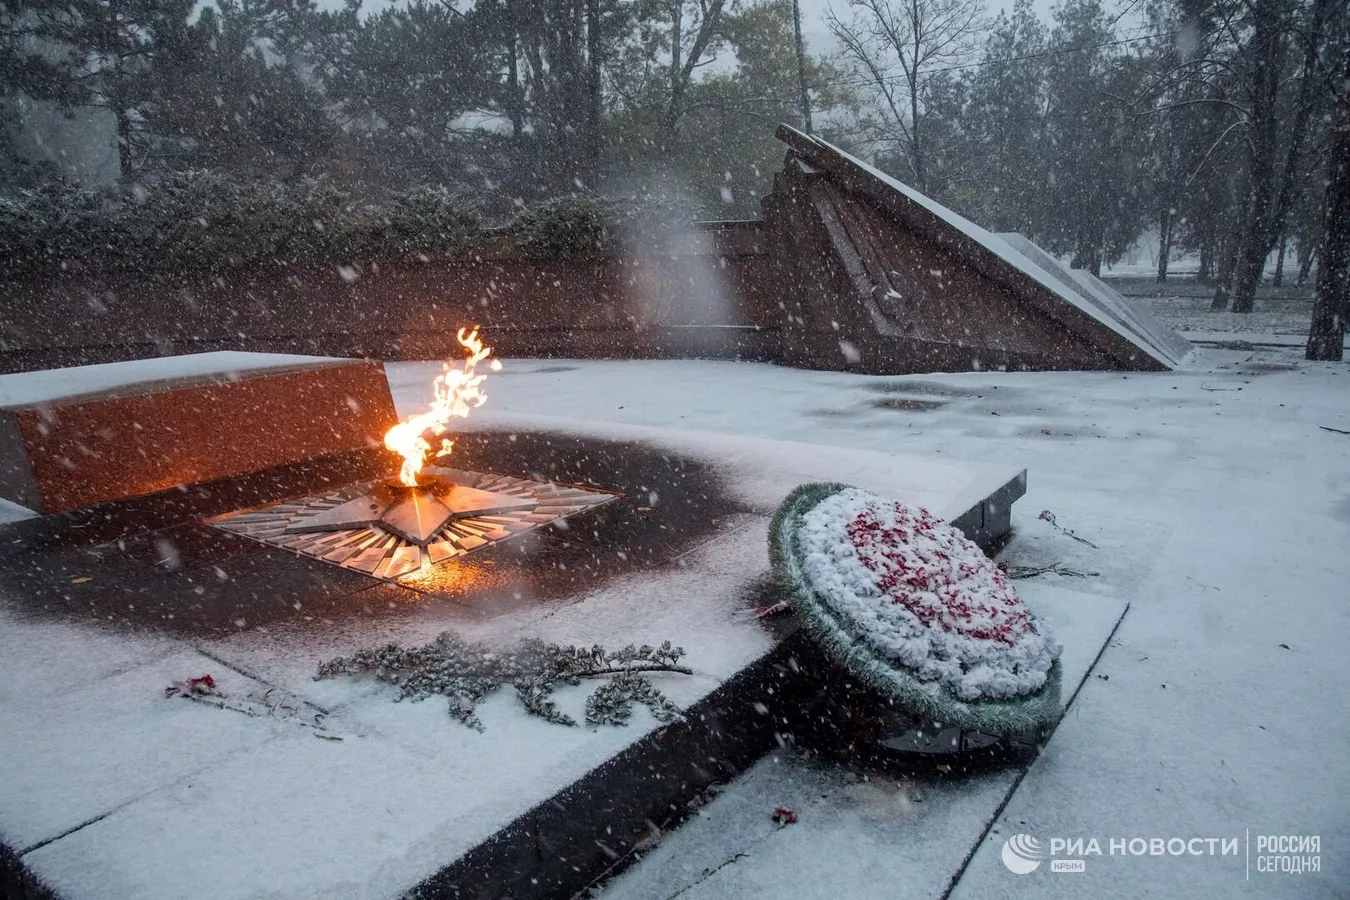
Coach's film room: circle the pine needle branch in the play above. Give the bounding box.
[316,631,688,730]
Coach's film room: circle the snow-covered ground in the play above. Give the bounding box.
[0,381,1028,900]
[1111,277,1321,342]
[384,347,1349,898]
[2,345,1344,899]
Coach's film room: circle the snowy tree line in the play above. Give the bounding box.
[1,0,1347,352]
[1,0,847,220]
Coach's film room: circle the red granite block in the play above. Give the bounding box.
[0,357,397,514]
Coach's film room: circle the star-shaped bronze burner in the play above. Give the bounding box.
[206,467,618,580]
[285,478,539,546]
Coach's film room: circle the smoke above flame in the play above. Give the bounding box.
[384,327,499,486]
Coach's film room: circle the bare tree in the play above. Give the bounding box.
[1190,0,1337,313]
[1224,0,1286,313]
[827,0,984,191]
[662,0,729,146]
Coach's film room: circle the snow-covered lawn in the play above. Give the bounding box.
[386,347,1350,898]
[1118,278,1319,341]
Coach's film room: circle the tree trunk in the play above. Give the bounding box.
[1230,0,1285,314]
[1210,171,1246,307]
[586,0,602,179]
[663,2,682,147]
[104,0,134,180]
[1210,228,1240,310]
[662,0,726,150]
[909,73,924,191]
[1297,244,1315,285]
[1070,239,1103,277]
[1198,232,1214,283]
[113,104,134,180]
[791,0,812,132]
[1076,242,1102,277]
[1267,0,1332,254]
[1306,71,1348,361]
[1156,206,1172,283]
[1273,230,1287,286]
[506,35,524,138]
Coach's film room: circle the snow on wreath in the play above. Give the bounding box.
[769,483,1063,735]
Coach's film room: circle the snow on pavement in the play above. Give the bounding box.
[599,580,1128,900]
[387,349,1350,897]
[0,347,1343,899]
[0,386,1026,900]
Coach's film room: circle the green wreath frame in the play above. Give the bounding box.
[769,483,1062,736]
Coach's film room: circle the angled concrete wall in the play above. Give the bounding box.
[760,126,1178,374]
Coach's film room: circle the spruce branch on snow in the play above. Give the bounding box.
[315,631,688,730]
[585,671,684,726]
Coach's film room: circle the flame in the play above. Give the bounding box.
[384,327,499,486]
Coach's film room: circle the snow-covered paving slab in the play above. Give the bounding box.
[4,348,1346,899]
[0,643,286,852]
[598,582,1127,900]
[0,411,1024,900]
[400,352,1349,897]
[950,435,1350,898]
